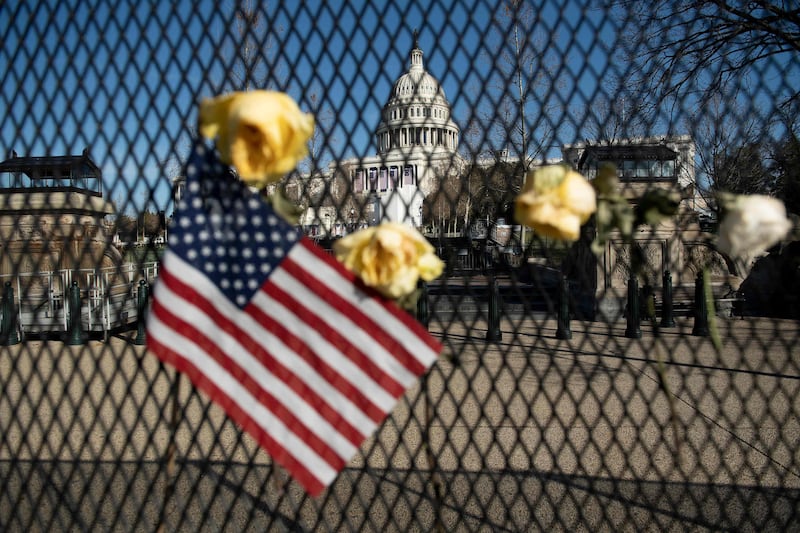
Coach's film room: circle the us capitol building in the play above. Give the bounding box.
[299,32,464,231]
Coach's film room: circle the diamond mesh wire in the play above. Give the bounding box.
[1,0,799,530]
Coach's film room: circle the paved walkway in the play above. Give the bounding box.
[1,316,799,530]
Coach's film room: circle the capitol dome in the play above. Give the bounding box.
[334,31,464,229]
[375,34,459,156]
[389,51,448,103]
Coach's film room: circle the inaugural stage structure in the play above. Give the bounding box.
[0,150,154,338]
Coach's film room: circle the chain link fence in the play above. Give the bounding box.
[2,0,800,530]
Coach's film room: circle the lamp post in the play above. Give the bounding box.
[692,270,710,337]
[161,210,168,244]
[556,275,572,339]
[1,281,20,345]
[625,273,641,339]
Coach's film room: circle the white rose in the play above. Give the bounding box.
[717,194,792,260]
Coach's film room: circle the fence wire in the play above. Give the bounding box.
[1,0,800,531]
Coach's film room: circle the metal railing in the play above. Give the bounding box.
[0,262,158,337]
[1,1,799,530]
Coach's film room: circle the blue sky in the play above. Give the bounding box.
[1,0,797,214]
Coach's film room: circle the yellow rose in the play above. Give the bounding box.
[514,165,596,241]
[333,223,444,299]
[199,91,315,187]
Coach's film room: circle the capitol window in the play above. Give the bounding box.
[368,168,377,191]
[379,168,389,191]
[353,169,365,191]
[403,165,414,186]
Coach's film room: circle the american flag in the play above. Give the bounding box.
[147,141,441,495]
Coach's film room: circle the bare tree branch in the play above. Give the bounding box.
[613,0,800,107]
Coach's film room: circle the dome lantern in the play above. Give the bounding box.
[409,29,424,73]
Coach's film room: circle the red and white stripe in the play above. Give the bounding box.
[147,237,441,495]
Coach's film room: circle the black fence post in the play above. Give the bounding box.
[625,274,641,339]
[485,275,502,341]
[67,281,84,346]
[660,270,676,327]
[692,270,710,337]
[556,275,572,340]
[416,279,430,329]
[135,279,149,346]
[1,281,20,346]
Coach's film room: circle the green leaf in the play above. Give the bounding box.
[264,184,304,224]
[529,164,568,194]
[593,163,619,195]
[636,189,681,226]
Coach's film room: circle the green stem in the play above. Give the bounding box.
[422,374,445,532]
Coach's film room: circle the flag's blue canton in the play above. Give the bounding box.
[170,142,300,309]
